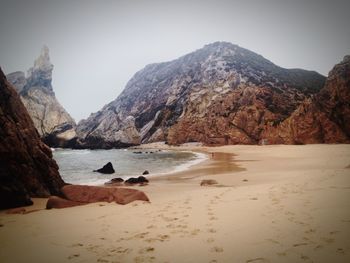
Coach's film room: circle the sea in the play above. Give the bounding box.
[52,148,207,185]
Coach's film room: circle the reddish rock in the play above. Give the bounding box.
[262,56,350,144]
[61,185,149,205]
[46,196,87,209]
[0,67,65,209]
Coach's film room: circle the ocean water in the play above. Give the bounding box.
[52,148,206,185]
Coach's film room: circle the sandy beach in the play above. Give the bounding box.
[0,144,349,263]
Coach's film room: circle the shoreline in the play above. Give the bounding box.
[1,144,349,263]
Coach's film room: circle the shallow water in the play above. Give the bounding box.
[52,148,206,185]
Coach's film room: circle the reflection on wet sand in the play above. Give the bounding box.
[153,151,245,182]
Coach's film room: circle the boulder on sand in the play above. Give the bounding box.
[125,176,149,185]
[200,179,218,186]
[94,162,115,174]
[61,185,149,205]
[142,170,149,175]
[104,177,124,186]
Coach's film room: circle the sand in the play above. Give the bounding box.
[0,144,349,263]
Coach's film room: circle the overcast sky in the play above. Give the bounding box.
[1,0,349,122]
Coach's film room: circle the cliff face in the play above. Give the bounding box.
[76,42,326,148]
[0,67,65,209]
[262,56,350,144]
[7,46,77,147]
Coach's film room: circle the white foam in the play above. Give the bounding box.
[147,151,208,178]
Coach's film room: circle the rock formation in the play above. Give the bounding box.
[76,42,326,147]
[7,46,77,147]
[262,55,350,144]
[0,67,65,209]
[61,185,149,205]
[93,162,115,174]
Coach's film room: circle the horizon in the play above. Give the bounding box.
[1,0,349,122]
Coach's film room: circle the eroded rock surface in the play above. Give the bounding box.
[0,68,65,209]
[76,42,326,147]
[262,55,350,144]
[7,46,76,147]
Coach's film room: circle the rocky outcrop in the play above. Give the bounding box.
[61,185,149,205]
[124,176,149,185]
[0,67,65,209]
[262,55,350,144]
[7,46,76,147]
[93,162,115,174]
[76,42,326,148]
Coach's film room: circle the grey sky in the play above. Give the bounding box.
[1,0,349,122]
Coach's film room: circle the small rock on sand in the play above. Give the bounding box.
[200,179,218,186]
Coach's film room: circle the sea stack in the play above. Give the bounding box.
[6,46,77,148]
[0,67,65,209]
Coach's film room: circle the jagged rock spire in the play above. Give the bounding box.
[26,45,54,92]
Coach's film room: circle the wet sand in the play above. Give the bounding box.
[0,144,349,263]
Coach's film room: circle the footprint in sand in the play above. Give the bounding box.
[305,228,316,234]
[300,254,310,261]
[211,246,224,253]
[97,258,109,263]
[139,247,155,254]
[68,254,80,260]
[321,237,335,244]
[337,248,345,254]
[293,243,308,247]
[208,228,217,233]
[134,232,150,239]
[71,243,84,247]
[134,255,156,263]
[206,238,215,243]
[145,234,170,243]
[246,258,268,263]
[112,247,132,254]
[191,229,200,236]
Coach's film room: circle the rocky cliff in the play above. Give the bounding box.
[262,55,350,144]
[7,46,77,147]
[0,67,65,209]
[76,42,326,148]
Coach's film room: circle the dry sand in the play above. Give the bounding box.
[0,144,349,263]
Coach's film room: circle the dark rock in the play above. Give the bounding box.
[0,67,65,209]
[133,151,142,154]
[94,162,115,174]
[104,177,124,186]
[200,179,218,186]
[46,196,87,209]
[61,185,149,205]
[125,176,149,185]
[142,170,150,175]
